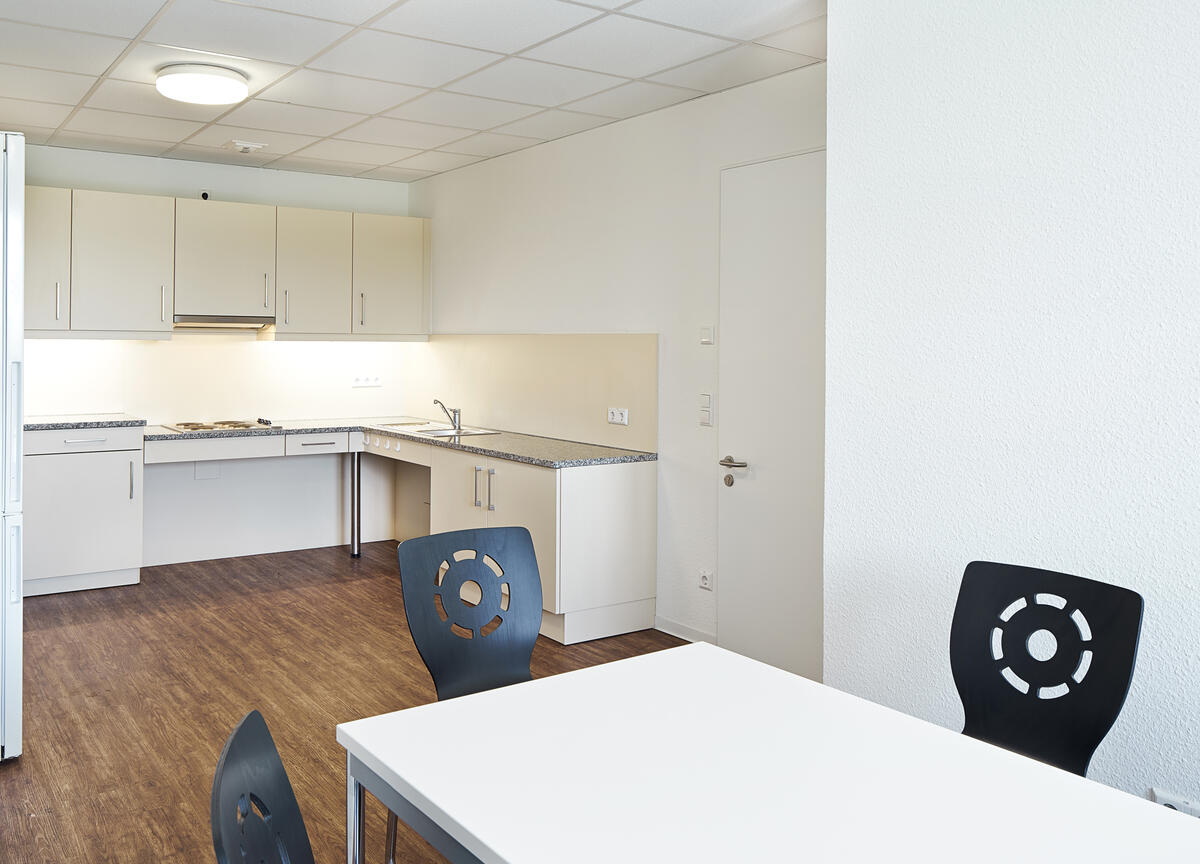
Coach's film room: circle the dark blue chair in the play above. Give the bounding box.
[210,709,316,864]
[949,561,1143,776]
[386,526,544,861]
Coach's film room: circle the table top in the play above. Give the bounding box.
[337,642,1200,863]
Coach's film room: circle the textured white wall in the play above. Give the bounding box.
[410,65,826,640]
[827,1,1200,796]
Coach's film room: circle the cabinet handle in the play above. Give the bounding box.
[284,289,289,325]
[63,437,106,445]
[487,467,496,512]
[263,273,269,309]
[129,460,134,499]
[160,285,165,322]
[55,281,61,320]
[360,292,365,326]
[473,466,482,507]
[300,441,337,447]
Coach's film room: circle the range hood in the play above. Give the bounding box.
[173,314,275,329]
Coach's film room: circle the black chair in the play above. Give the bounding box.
[211,710,316,864]
[385,526,544,862]
[949,561,1143,776]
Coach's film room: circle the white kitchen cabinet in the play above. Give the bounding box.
[71,190,175,333]
[175,198,276,320]
[276,206,352,335]
[352,213,429,335]
[24,445,143,595]
[24,186,71,332]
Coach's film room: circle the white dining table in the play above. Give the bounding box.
[336,641,1200,863]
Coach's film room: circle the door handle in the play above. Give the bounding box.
[473,466,482,507]
[129,460,134,499]
[55,281,61,320]
[487,468,496,512]
[719,456,748,469]
[161,285,165,321]
[263,273,269,308]
[284,289,289,325]
[360,292,365,326]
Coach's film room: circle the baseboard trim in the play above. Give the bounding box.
[654,615,715,644]
[24,567,140,597]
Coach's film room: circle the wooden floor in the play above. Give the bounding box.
[0,541,682,863]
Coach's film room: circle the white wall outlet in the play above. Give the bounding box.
[607,407,629,425]
[352,375,382,389]
[699,569,714,591]
[1150,788,1200,818]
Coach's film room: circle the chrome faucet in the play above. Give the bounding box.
[433,399,461,432]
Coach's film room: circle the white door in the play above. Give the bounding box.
[716,151,825,680]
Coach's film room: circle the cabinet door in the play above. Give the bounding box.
[176,198,276,318]
[23,450,143,583]
[484,458,560,613]
[352,213,428,335]
[276,206,351,334]
[71,190,174,332]
[430,447,487,534]
[25,186,71,331]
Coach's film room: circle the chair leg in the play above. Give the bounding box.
[386,810,398,864]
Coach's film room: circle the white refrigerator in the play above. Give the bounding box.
[0,131,24,761]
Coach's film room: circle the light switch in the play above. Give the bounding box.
[700,326,715,346]
[699,408,712,427]
[700,393,712,409]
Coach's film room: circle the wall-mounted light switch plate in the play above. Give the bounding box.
[699,393,713,426]
[700,326,715,345]
[607,407,629,426]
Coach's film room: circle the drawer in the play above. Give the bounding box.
[363,432,432,466]
[285,431,349,455]
[25,426,144,455]
[144,434,285,464]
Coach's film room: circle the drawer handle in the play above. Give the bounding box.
[474,465,482,507]
[56,281,61,320]
[300,441,337,447]
[264,273,269,308]
[360,292,365,326]
[161,285,165,322]
[487,467,496,512]
[129,460,134,499]
[63,437,107,445]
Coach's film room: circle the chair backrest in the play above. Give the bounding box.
[398,526,543,701]
[210,710,316,864]
[949,561,1143,776]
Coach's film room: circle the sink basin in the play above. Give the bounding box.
[383,422,499,437]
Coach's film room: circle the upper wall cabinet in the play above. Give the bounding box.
[25,186,71,332]
[276,206,352,336]
[175,199,276,321]
[71,190,175,334]
[352,214,430,336]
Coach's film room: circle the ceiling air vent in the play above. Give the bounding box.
[225,139,266,155]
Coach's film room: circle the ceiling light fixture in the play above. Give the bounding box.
[155,64,249,105]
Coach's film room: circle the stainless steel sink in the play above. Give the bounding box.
[383,422,499,437]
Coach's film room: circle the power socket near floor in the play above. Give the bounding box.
[698,569,714,591]
[1150,788,1200,818]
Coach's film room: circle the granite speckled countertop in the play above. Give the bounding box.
[25,413,147,431]
[139,416,655,468]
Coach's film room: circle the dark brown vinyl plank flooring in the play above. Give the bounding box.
[0,541,682,863]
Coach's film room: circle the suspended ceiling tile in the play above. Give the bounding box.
[359,165,436,182]
[0,20,128,75]
[649,44,817,92]
[0,0,166,38]
[85,79,227,122]
[221,99,366,137]
[310,29,500,88]
[524,14,731,79]
[563,80,701,118]
[0,64,96,106]
[758,15,826,59]
[449,57,625,108]
[258,69,425,115]
[17,126,57,145]
[226,0,397,25]
[51,131,173,157]
[495,109,609,139]
[385,91,540,130]
[146,0,352,65]
[339,116,475,150]
[294,137,423,165]
[184,124,319,154]
[0,97,74,130]
[625,0,825,41]
[168,143,280,167]
[372,0,601,54]
[444,130,540,157]
[267,155,376,176]
[396,150,484,172]
[64,108,205,142]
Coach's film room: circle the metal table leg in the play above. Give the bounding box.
[350,451,361,558]
[347,753,366,864]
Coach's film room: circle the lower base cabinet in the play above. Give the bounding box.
[24,447,143,595]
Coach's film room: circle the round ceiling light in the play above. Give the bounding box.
[155,64,249,105]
